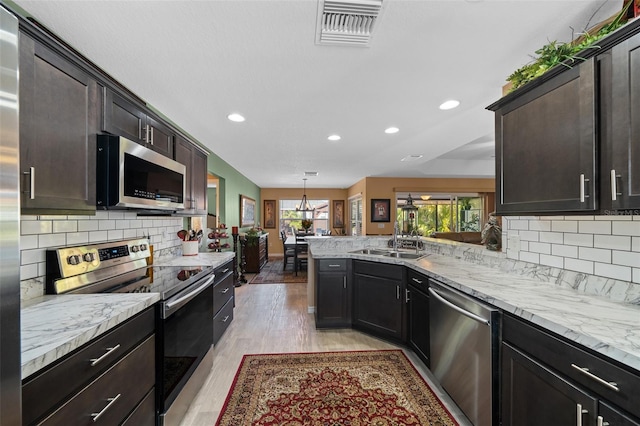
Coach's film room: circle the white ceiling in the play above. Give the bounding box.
[12,0,622,188]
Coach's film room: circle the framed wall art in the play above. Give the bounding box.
[240,195,256,227]
[263,199,276,229]
[371,198,391,222]
[332,200,345,228]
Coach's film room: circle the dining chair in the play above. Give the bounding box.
[295,242,308,276]
[281,231,295,271]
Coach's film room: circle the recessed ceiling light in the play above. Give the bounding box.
[401,154,423,162]
[439,100,460,110]
[328,134,341,141]
[385,127,399,134]
[227,113,245,122]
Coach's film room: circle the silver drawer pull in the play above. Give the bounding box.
[411,277,423,284]
[221,287,230,294]
[91,393,121,422]
[597,416,610,426]
[328,264,341,268]
[89,344,121,367]
[571,364,619,392]
[221,315,230,323]
[221,268,230,274]
[576,403,588,426]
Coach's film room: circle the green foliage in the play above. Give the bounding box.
[507,2,631,91]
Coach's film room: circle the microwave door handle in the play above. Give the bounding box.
[163,274,214,318]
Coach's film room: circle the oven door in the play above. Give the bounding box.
[157,273,214,414]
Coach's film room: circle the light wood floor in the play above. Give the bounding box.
[178,281,472,426]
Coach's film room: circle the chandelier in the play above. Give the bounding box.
[296,178,314,216]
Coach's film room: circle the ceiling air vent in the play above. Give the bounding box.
[315,0,384,47]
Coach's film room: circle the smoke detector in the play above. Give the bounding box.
[315,0,384,47]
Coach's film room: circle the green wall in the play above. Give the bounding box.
[207,152,260,231]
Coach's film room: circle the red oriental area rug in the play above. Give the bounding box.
[215,350,458,426]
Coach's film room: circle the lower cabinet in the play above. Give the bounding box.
[315,259,351,328]
[352,260,406,342]
[242,234,268,273]
[502,314,640,426]
[406,269,429,366]
[213,259,234,345]
[22,308,156,425]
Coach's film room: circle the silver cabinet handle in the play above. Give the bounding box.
[610,169,622,201]
[221,315,230,323]
[411,277,423,284]
[576,403,588,426]
[23,167,35,199]
[597,416,610,426]
[571,363,619,392]
[221,287,230,294]
[89,344,121,367]
[149,126,154,145]
[396,286,400,300]
[91,393,121,422]
[221,268,230,274]
[343,276,346,289]
[580,174,590,202]
[405,289,410,303]
[329,264,342,268]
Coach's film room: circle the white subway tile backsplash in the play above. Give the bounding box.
[529,242,551,255]
[20,263,39,280]
[37,233,66,248]
[612,250,640,267]
[634,268,640,284]
[519,251,539,264]
[552,220,578,233]
[594,263,632,281]
[519,230,539,242]
[539,254,563,268]
[98,220,116,231]
[20,235,38,250]
[22,220,52,235]
[598,214,633,221]
[634,237,640,252]
[565,258,594,275]
[593,235,631,251]
[552,244,578,258]
[579,246,612,263]
[106,211,125,220]
[540,232,563,244]
[88,231,109,243]
[529,220,552,232]
[107,230,125,241]
[564,233,594,247]
[509,220,529,230]
[52,220,78,233]
[21,248,45,265]
[115,220,131,229]
[66,232,89,246]
[612,221,640,236]
[579,220,612,235]
[77,220,100,232]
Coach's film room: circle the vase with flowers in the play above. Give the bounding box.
[301,219,313,233]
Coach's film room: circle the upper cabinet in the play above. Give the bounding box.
[19,31,99,214]
[490,59,597,215]
[600,31,640,211]
[174,135,208,215]
[103,88,174,158]
[489,21,640,215]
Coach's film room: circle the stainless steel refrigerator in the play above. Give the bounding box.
[0,4,22,425]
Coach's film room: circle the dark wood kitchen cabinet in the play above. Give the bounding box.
[599,31,640,211]
[103,88,174,158]
[406,269,429,366]
[22,308,156,426]
[175,135,208,215]
[501,314,640,426]
[352,260,406,342]
[19,31,99,214]
[213,259,235,344]
[242,234,268,273]
[489,59,597,215]
[315,259,351,328]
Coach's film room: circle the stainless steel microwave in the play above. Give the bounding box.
[97,135,185,211]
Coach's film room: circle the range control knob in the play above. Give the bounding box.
[83,252,95,262]
[140,244,148,251]
[131,245,140,253]
[67,255,81,266]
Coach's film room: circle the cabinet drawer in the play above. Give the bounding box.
[214,297,234,345]
[121,388,155,426]
[213,272,234,315]
[406,269,429,291]
[353,260,403,280]
[39,335,155,425]
[503,314,640,418]
[23,307,155,425]
[318,259,348,272]
[214,260,233,285]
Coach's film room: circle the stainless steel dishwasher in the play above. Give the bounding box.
[429,280,500,426]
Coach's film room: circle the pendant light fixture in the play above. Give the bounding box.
[296,178,314,219]
[401,194,418,234]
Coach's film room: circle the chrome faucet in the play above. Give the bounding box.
[392,221,399,251]
[410,229,420,254]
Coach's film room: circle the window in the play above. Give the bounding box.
[396,194,483,235]
[349,197,363,236]
[279,199,329,235]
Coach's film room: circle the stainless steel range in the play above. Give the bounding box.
[46,238,215,425]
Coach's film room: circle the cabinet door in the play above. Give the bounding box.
[494,59,597,214]
[146,115,174,158]
[502,342,598,426]
[174,136,194,210]
[19,34,98,214]
[191,147,208,213]
[353,273,404,341]
[609,32,640,210]
[316,272,350,328]
[103,88,146,143]
[598,402,640,426]
[407,284,429,366]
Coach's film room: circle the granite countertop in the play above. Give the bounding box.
[310,239,640,373]
[154,251,235,268]
[21,293,160,379]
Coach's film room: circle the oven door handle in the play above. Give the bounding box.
[163,274,215,318]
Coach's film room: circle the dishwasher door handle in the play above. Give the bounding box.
[429,287,490,326]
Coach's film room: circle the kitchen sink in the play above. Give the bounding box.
[384,251,427,260]
[350,248,391,255]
